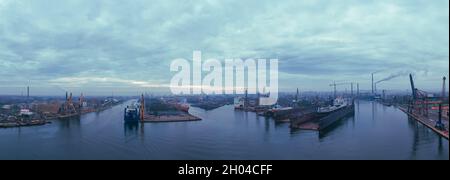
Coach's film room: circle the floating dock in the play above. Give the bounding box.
[141,114,201,123]
[291,105,354,131]
[0,119,49,128]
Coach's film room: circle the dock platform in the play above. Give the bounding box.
[141,114,201,123]
[399,107,449,139]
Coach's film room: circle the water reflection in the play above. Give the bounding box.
[58,116,81,129]
[318,116,354,139]
[0,100,447,160]
[404,109,448,159]
[124,122,139,137]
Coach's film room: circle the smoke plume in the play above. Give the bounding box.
[376,70,411,84]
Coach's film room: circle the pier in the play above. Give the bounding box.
[399,106,449,139]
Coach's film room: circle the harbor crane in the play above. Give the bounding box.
[408,74,447,130]
[59,92,77,115]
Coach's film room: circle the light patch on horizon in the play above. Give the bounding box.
[0,0,448,95]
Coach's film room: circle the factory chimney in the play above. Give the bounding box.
[351,83,353,97]
[371,73,374,94]
[244,88,248,109]
[26,86,30,109]
[357,83,360,97]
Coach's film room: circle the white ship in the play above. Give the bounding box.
[317,97,350,114]
[234,97,245,109]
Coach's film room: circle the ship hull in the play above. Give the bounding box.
[290,104,354,130]
[124,108,140,122]
[318,104,354,130]
[264,109,294,118]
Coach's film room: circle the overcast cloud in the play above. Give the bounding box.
[0,0,448,95]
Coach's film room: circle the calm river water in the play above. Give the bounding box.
[0,100,448,160]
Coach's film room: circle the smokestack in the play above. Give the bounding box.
[244,89,248,109]
[374,83,377,93]
[357,83,359,97]
[371,73,374,94]
[26,86,30,109]
[351,83,353,97]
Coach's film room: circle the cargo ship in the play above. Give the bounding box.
[234,97,245,109]
[291,97,354,130]
[124,103,140,122]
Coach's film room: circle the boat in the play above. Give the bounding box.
[234,97,245,109]
[291,97,354,130]
[317,97,350,114]
[124,103,140,122]
[317,98,354,130]
[264,105,294,118]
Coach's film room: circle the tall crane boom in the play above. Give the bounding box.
[442,76,447,100]
[409,74,416,100]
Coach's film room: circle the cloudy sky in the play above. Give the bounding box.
[0,0,448,95]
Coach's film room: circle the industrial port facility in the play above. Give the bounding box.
[0,0,448,161]
[2,72,448,142]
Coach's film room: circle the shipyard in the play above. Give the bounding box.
[0,0,448,161]
[1,72,448,160]
[118,71,449,141]
[3,73,447,136]
[0,88,122,128]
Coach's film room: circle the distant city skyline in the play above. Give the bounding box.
[0,0,448,96]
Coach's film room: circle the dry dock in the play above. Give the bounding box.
[141,114,201,123]
[0,120,49,128]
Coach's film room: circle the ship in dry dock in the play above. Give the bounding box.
[291,97,355,130]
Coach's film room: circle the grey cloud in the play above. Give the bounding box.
[0,0,448,95]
